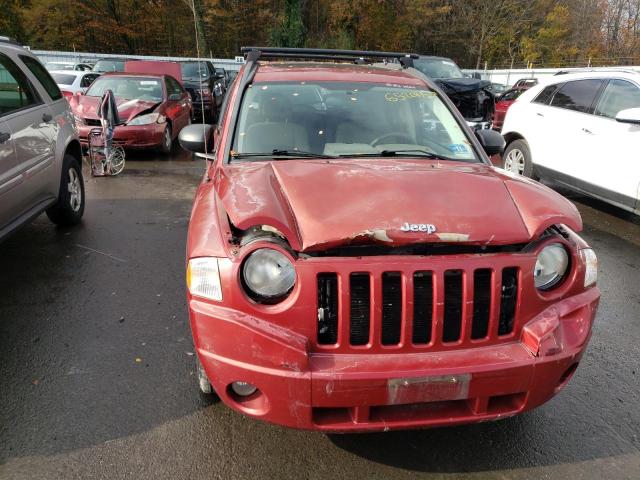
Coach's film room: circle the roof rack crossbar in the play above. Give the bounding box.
[241,46,418,65]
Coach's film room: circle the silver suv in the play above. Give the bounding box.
[0,38,85,241]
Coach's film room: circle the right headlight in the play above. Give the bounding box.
[242,248,295,301]
[534,243,570,290]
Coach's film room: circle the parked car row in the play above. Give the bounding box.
[46,57,235,124]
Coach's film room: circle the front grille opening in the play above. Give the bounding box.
[471,269,492,339]
[350,273,371,345]
[499,267,519,335]
[317,273,338,345]
[381,272,402,345]
[412,271,433,344]
[443,270,463,342]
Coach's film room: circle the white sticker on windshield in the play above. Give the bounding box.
[442,61,455,66]
[140,81,159,85]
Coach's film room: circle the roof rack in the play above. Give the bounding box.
[554,68,639,76]
[240,46,418,68]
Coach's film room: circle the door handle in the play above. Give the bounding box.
[536,112,544,117]
[0,131,10,144]
[42,113,52,122]
[581,127,594,135]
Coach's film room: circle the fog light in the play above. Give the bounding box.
[231,381,257,397]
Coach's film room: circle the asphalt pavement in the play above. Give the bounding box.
[0,150,639,479]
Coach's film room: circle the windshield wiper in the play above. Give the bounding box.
[338,149,462,161]
[231,149,337,160]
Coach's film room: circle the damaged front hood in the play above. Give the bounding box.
[435,78,495,122]
[216,160,581,252]
[435,78,492,94]
[72,96,160,123]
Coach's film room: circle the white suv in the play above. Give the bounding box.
[0,38,85,241]
[501,71,640,214]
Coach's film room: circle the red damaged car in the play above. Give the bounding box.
[178,47,600,432]
[70,72,191,152]
[492,82,538,131]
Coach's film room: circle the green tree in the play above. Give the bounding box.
[271,0,306,47]
[0,0,28,42]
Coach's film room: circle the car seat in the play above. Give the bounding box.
[243,93,310,153]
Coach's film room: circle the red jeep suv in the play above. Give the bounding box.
[178,47,600,432]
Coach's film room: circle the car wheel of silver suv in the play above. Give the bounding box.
[46,154,85,225]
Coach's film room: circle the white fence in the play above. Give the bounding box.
[463,66,640,87]
[33,50,243,71]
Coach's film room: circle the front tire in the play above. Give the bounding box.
[195,356,218,402]
[160,124,173,154]
[46,154,85,226]
[502,139,535,178]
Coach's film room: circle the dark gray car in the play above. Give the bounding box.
[0,37,85,241]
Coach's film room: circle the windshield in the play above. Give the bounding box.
[500,89,524,102]
[46,62,73,71]
[413,58,464,79]
[86,76,163,102]
[181,62,209,80]
[232,81,477,162]
[51,73,77,85]
[93,60,125,73]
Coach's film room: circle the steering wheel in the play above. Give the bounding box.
[370,132,414,147]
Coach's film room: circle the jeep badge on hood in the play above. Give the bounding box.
[401,223,437,234]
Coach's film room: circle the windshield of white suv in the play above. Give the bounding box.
[231,81,478,162]
[45,62,73,71]
[413,58,465,79]
[51,73,77,85]
[93,60,125,73]
[86,76,163,102]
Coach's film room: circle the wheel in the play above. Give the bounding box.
[196,356,218,400]
[107,145,125,175]
[46,154,85,226]
[160,124,173,154]
[503,139,535,178]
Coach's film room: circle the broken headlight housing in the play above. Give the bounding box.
[534,243,570,290]
[242,248,295,302]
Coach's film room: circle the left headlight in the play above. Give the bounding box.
[242,248,295,301]
[187,257,222,301]
[534,243,570,290]
[73,114,85,125]
[127,113,166,126]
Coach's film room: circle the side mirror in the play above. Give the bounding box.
[475,129,505,156]
[615,108,640,125]
[179,124,215,154]
[168,93,182,101]
[472,72,482,80]
[214,84,223,97]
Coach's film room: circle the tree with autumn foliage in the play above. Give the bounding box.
[2,0,639,68]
